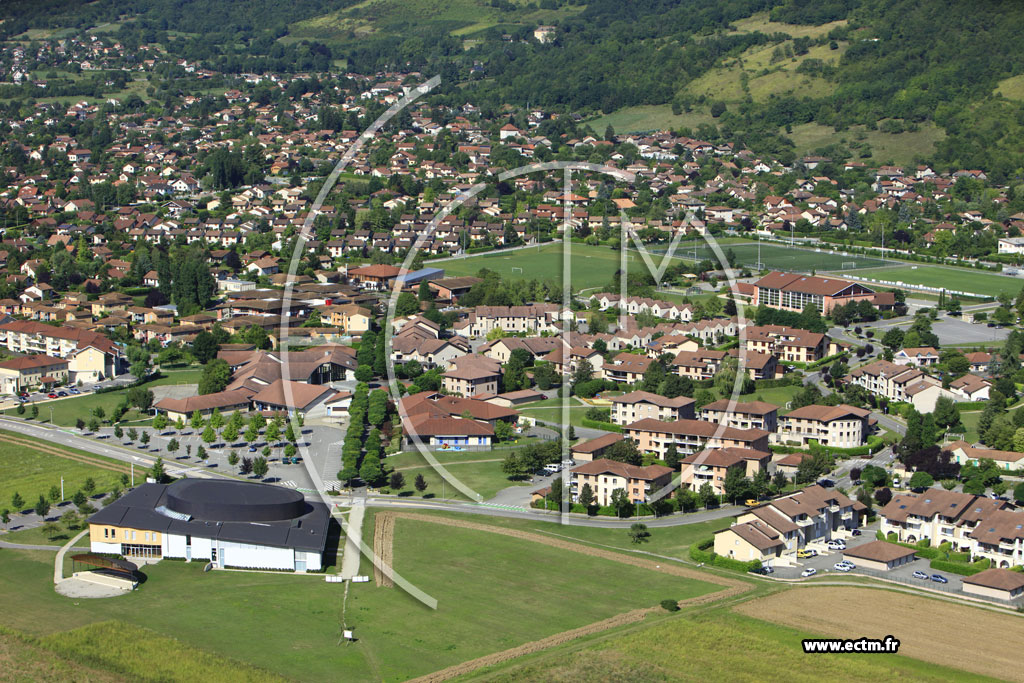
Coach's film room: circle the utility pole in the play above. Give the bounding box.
[60,477,64,501]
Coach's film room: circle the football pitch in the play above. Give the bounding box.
[648,240,892,272]
[843,264,1022,298]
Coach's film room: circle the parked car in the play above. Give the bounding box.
[931,574,948,584]
[826,540,847,550]
[796,549,818,558]
[248,445,258,452]
[745,498,758,506]
[912,570,929,580]
[17,392,28,398]
[833,562,852,572]
[801,568,817,577]
[850,529,863,536]
[47,393,57,399]
[68,387,80,394]
[57,391,67,397]
[817,478,835,488]
[750,565,774,575]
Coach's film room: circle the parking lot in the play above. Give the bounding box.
[769,523,1023,606]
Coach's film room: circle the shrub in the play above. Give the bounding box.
[930,558,990,576]
[660,599,681,612]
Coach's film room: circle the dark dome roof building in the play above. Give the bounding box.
[88,479,331,572]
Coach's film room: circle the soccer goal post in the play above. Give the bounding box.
[511,267,523,274]
[842,261,857,270]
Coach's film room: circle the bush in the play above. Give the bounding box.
[930,558,990,576]
[580,418,622,433]
[688,538,761,572]
[660,599,681,612]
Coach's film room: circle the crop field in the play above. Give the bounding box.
[844,264,1022,298]
[0,512,720,682]
[734,586,1020,681]
[464,607,993,682]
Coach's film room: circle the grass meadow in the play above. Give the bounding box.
[0,511,719,682]
[0,430,126,513]
[848,264,1022,298]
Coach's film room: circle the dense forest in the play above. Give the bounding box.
[3,0,1024,176]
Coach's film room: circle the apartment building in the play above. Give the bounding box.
[609,391,696,425]
[775,403,871,449]
[623,418,770,459]
[743,325,829,363]
[0,320,123,382]
[441,355,502,397]
[879,489,1009,556]
[893,346,940,367]
[0,354,69,393]
[603,352,654,383]
[671,348,727,380]
[699,399,778,433]
[845,359,955,412]
[679,447,771,495]
[454,304,572,338]
[716,485,865,565]
[569,458,673,506]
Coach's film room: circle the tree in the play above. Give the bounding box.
[197,445,208,462]
[772,470,787,493]
[388,472,405,490]
[494,420,514,442]
[167,438,179,455]
[228,450,239,467]
[76,417,86,431]
[604,439,642,466]
[1,509,10,530]
[128,427,138,442]
[698,482,717,509]
[48,484,61,503]
[140,431,150,446]
[209,408,224,431]
[578,482,596,511]
[153,413,168,431]
[252,456,269,478]
[628,522,651,544]
[664,443,679,470]
[126,386,154,412]
[610,488,631,518]
[30,405,38,420]
[202,425,216,446]
[35,494,50,517]
[61,509,81,531]
[245,421,260,445]
[222,422,239,444]
[82,477,96,495]
[908,471,934,489]
[874,487,893,506]
[724,466,753,504]
[42,521,61,539]
[192,331,221,363]
[240,457,254,475]
[198,359,231,395]
[1014,481,1024,504]
[72,490,87,510]
[414,473,428,493]
[11,492,24,511]
[88,418,100,432]
[264,420,280,445]
[149,457,166,483]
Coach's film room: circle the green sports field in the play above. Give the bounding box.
[844,265,1022,298]
[432,242,633,290]
[647,240,892,272]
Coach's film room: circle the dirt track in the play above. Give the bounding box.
[734,586,1024,681]
[377,511,749,682]
[372,513,394,587]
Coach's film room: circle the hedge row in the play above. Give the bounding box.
[580,418,622,433]
[930,559,990,576]
[754,377,802,389]
[805,351,851,370]
[688,538,763,573]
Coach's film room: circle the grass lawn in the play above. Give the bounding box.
[443,509,734,560]
[4,368,203,428]
[739,385,802,414]
[1,523,85,546]
[431,242,629,291]
[0,514,719,682]
[996,74,1024,101]
[848,264,1020,298]
[349,515,720,680]
[383,447,533,501]
[0,430,127,512]
[464,608,994,682]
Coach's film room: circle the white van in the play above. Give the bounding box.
[543,463,562,474]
